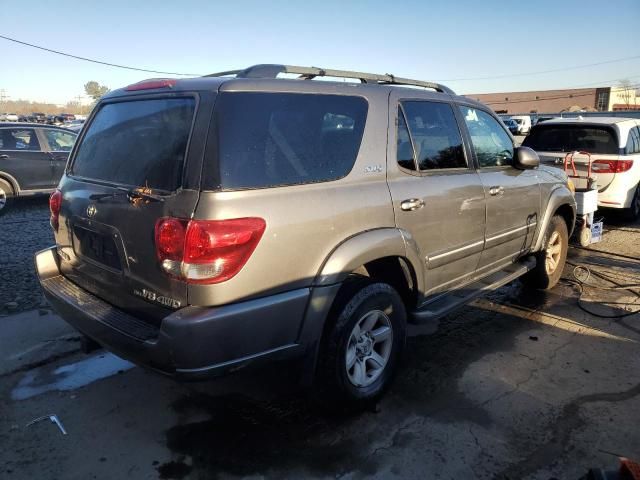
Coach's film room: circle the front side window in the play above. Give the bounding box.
[459,106,513,167]
[44,129,76,152]
[402,101,466,171]
[72,97,196,191]
[0,129,40,150]
[214,92,368,189]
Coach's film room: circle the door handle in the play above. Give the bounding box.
[489,186,504,196]
[400,198,425,211]
[0,154,9,160]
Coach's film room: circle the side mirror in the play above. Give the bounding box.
[514,146,539,169]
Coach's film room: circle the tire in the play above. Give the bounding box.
[316,281,407,407]
[625,183,640,221]
[0,179,15,217]
[523,215,568,290]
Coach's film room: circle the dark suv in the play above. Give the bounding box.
[0,123,77,215]
[35,65,576,404]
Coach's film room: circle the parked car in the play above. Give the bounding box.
[534,116,556,125]
[31,112,47,123]
[503,118,519,135]
[511,115,532,135]
[0,123,77,215]
[4,113,19,122]
[35,64,575,405]
[63,119,85,132]
[523,117,640,219]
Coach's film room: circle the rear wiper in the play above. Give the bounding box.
[126,188,165,203]
[89,186,165,203]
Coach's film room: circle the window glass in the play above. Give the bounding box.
[72,97,196,191]
[402,101,466,170]
[215,92,368,189]
[397,108,416,171]
[459,107,513,167]
[0,129,40,150]
[44,129,76,152]
[523,125,618,154]
[626,126,640,154]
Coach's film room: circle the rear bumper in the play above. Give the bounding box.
[35,247,317,380]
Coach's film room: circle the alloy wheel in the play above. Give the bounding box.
[545,230,562,275]
[345,309,393,387]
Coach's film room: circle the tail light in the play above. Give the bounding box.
[592,159,633,174]
[155,217,266,284]
[49,189,62,231]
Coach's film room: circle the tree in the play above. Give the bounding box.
[617,79,637,109]
[84,81,110,103]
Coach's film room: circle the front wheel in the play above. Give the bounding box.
[523,215,568,290]
[0,179,15,217]
[316,282,406,406]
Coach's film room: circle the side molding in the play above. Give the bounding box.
[532,185,577,252]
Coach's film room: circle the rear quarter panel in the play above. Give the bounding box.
[189,86,395,306]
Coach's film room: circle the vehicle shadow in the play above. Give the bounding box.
[158,282,545,478]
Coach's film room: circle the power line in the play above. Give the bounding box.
[0,34,201,76]
[437,55,640,82]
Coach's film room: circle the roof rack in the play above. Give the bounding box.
[204,64,455,95]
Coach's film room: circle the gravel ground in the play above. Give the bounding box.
[0,197,52,315]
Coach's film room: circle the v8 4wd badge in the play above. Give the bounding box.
[133,288,181,309]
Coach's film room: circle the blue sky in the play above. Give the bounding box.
[1,0,639,105]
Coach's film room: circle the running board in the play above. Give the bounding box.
[410,256,536,324]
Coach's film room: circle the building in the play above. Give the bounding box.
[467,86,639,115]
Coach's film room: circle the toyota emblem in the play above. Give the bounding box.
[86,204,97,218]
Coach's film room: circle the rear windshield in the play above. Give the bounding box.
[71,97,196,191]
[523,124,619,154]
[214,92,368,189]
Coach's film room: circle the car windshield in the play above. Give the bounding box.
[523,124,619,153]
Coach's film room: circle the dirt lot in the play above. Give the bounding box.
[1,198,639,480]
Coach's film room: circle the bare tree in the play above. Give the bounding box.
[618,79,637,109]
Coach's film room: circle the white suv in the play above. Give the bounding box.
[523,116,640,220]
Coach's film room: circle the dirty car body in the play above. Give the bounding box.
[35,65,576,402]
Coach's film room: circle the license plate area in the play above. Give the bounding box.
[73,225,122,271]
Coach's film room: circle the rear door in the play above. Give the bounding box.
[39,128,77,186]
[387,94,486,297]
[56,93,211,320]
[457,105,540,274]
[0,127,51,190]
[523,123,622,191]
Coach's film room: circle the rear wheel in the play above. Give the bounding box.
[0,179,15,217]
[317,282,406,406]
[626,183,640,221]
[523,215,568,290]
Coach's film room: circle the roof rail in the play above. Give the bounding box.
[204,64,455,95]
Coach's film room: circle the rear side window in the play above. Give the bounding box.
[43,129,76,152]
[71,97,196,191]
[626,126,640,154]
[214,92,368,189]
[402,101,466,170]
[523,125,619,154]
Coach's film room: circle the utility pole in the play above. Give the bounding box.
[75,95,84,114]
[0,89,9,107]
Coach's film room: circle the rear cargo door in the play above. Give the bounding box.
[56,94,208,320]
[523,123,621,191]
